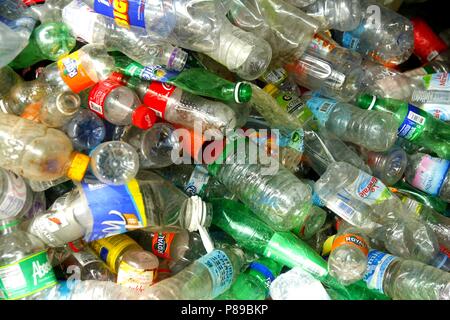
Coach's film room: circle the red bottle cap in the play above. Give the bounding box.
[132,105,157,130]
[412,17,448,62]
[22,0,45,6]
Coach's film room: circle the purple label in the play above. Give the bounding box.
[94,0,146,28]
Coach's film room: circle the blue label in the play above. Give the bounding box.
[94,0,146,28]
[398,105,427,141]
[341,23,365,51]
[363,250,397,294]
[306,97,337,125]
[198,250,234,298]
[141,65,180,82]
[81,179,146,241]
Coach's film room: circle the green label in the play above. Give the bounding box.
[123,63,143,78]
[275,93,313,124]
[0,251,57,300]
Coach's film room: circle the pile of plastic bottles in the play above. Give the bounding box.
[0,0,449,301]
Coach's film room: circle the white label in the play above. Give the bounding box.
[198,250,234,297]
[88,101,103,115]
[0,264,27,291]
[72,251,99,267]
[185,166,210,196]
[0,171,27,219]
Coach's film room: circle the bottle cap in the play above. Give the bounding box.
[132,105,157,130]
[262,84,279,97]
[356,94,377,110]
[67,152,90,182]
[412,17,448,62]
[184,196,214,253]
[235,82,252,103]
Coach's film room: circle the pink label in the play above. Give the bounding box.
[411,155,450,196]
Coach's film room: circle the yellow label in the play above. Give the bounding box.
[117,261,156,292]
[67,153,90,182]
[126,179,147,227]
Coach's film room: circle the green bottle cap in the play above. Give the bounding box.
[236,82,252,103]
[356,94,378,110]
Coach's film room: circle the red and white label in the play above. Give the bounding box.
[143,82,176,119]
[88,79,122,118]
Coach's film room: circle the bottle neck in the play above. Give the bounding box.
[0,220,20,236]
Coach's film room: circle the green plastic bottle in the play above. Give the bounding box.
[357,94,450,159]
[216,257,283,300]
[115,55,252,104]
[209,198,390,300]
[9,22,76,69]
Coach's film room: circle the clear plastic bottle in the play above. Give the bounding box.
[303,0,362,31]
[291,205,328,241]
[127,77,237,136]
[143,247,245,300]
[39,44,115,94]
[305,96,398,152]
[64,109,106,152]
[404,153,450,203]
[0,113,90,182]
[89,141,140,185]
[62,0,187,71]
[315,161,440,263]
[27,171,212,247]
[332,0,414,66]
[86,78,157,130]
[27,0,74,23]
[0,219,58,300]
[363,249,450,300]
[0,169,33,221]
[327,228,370,285]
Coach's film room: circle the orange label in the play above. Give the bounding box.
[151,232,175,259]
[21,103,42,122]
[331,234,369,256]
[57,51,96,93]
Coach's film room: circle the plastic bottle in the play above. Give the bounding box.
[89,141,140,185]
[332,0,414,66]
[143,246,245,300]
[64,109,106,152]
[86,77,157,130]
[357,94,450,159]
[0,219,58,300]
[306,96,398,152]
[0,0,36,67]
[411,17,449,64]
[303,0,362,31]
[0,169,34,221]
[21,91,81,129]
[404,153,450,203]
[125,77,238,135]
[9,22,76,69]
[314,161,440,263]
[216,257,283,300]
[291,205,328,241]
[27,0,74,23]
[39,44,115,94]
[0,113,90,182]
[409,90,450,122]
[363,249,450,300]
[327,228,370,285]
[27,171,212,247]
[62,0,187,71]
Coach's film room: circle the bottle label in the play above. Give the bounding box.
[342,172,392,206]
[80,179,147,242]
[28,211,70,246]
[71,251,100,267]
[310,33,337,56]
[306,97,338,125]
[185,165,210,197]
[261,68,288,85]
[142,82,177,119]
[0,251,57,300]
[363,250,397,294]
[93,0,146,29]
[151,232,175,259]
[312,192,325,207]
[398,105,427,141]
[0,171,27,219]
[90,234,138,273]
[117,261,155,292]
[198,250,234,297]
[88,79,122,118]
[420,103,450,122]
[411,155,450,196]
[57,50,96,93]
[423,72,450,91]
[278,129,304,154]
[341,23,365,50]
[331,234,369,256]
[276,92,313,124]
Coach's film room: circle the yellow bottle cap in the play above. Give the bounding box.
[67,152,90,182]
[262,83,279,97]
[321,235,336,257]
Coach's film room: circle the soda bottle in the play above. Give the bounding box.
[291,205,328,241]
[9,22,76,69]
[363,249,450,300]
[86,77,157,130]
[332,0,414,66]
[27,171,212,247]
[64,109,106,152]
[62,0,188,71]
[0,113,90,182]
[0,219,58,300]
[143,246,245,300]
[314,161,440,263]
[39,44,115,94]
[89,141,140,186]
[357,94,450,159]
[305,96,399,152]
[409,90,450,122]
[216,257,283,300]
[303,0,363,31]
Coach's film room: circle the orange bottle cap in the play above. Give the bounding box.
[67,152,90,182]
